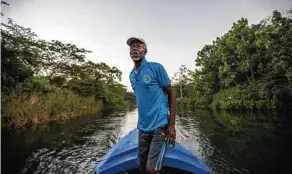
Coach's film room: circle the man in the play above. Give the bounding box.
[127,37,176,174]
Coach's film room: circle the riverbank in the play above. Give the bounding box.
[177,83,292,111]
[2,88,136,128]
[1,89,104,128]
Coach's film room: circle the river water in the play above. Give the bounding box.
[2,108,292,174]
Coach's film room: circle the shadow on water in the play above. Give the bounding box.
[176,107,292,174]
[1,109,133,174]
[2,107,292,174]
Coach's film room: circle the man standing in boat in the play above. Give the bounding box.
[127,37,176,174]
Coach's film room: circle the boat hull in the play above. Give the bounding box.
[94,129,212,174]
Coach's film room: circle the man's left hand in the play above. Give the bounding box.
[166,125,176,148]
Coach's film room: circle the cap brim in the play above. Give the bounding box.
[126,37,145,46]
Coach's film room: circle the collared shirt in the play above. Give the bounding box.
[129,57,171,132]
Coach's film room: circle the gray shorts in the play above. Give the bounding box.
[138,126,167,172]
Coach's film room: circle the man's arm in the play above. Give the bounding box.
[155,63,176,147]
[164,85,176,128]
[164,85,176,148]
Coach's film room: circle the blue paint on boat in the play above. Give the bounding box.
[94,129,213,174]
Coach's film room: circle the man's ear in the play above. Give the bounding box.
[144,48,147,54]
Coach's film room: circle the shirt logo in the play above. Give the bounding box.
[143,74,151,83]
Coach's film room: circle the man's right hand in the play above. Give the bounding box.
[166,125,176,148]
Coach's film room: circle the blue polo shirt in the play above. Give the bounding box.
[130,57,171,132]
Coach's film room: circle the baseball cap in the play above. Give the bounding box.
[126,37,147,49]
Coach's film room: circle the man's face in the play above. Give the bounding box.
[130,41,146,62]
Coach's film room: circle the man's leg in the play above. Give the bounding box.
[146,126,167,174]
[138,131,152,174]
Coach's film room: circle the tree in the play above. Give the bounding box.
[175,9,292,110]
[172,65,190,99]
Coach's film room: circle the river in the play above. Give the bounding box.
[2,108,292,174]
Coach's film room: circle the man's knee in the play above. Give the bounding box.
[146,166,158,174]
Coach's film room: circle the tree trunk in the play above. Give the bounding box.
[180,82,183,99]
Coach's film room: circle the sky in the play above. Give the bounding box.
[1,0,291,91]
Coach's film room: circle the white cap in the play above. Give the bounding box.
[126,37,147,49]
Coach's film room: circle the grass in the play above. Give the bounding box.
[2,89,102,127]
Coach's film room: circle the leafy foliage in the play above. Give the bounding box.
[1,16,134,126]
[173,9,292,111]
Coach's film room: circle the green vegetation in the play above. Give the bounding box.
[172,9,292,111]
[1,2,136,127]
[3,89,102,127]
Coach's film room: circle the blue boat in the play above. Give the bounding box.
[94,129,213,174]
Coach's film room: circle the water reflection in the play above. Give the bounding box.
[2,110,132,174]
[2,108,292,174]
[192,109,292,174]
[120,109,138,136]
[176,109,214,163]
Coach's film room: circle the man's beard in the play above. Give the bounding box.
[131,56,142,61]
[131,50,142,61]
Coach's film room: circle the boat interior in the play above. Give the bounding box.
[117,167,193,174]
